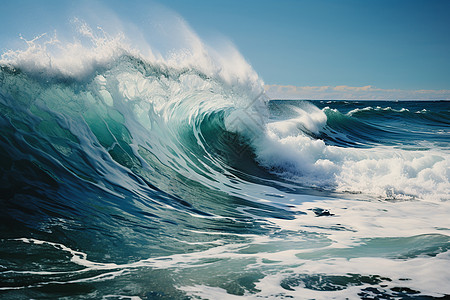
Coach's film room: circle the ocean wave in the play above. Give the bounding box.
[1,16,450,299]
[1,24,448,207]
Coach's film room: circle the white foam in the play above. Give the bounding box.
[0,16,264,101]
[0,24,133,80]
[7,195,450,297]
[178,197,450,298]
[251,105,449,201]
[347,105,410,116]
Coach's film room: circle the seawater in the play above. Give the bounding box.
[0,21,449,300]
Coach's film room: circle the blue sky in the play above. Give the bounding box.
[1,0,449,99]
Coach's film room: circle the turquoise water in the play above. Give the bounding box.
[0,25,449,299]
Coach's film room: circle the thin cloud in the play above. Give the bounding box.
[264,84,450,100]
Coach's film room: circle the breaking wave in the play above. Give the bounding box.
[1,19,449,299]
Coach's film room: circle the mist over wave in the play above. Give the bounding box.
[1,10,449,299]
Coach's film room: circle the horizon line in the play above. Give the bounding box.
[264,84,450,101]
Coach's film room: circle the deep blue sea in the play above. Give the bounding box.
[0,24,449,299]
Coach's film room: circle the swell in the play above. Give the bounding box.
[318,103,450,148]
[321,107,391,147]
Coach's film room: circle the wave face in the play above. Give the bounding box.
[1,23,450,299]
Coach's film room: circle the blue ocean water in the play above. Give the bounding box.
[0,24,449,299]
